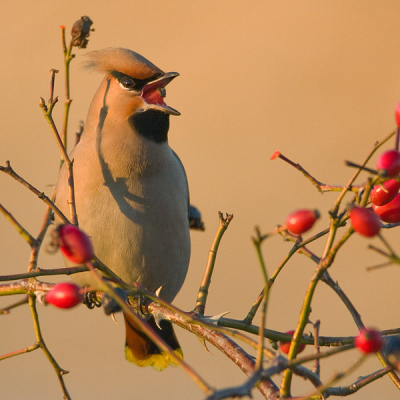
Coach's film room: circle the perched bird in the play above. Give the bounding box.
[55,48,191,370]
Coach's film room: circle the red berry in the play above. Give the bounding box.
[395,101,400,128]
[370,179,400,206]
[57,224,94,264]
[355,328,384,354]
[349,206,381,237]
[372,193,400,223]
[286,209,320,235]
[279,330,306,355]
[46,282,83,309]
[376,150,400,177]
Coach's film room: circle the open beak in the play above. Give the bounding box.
[141,72,180,116]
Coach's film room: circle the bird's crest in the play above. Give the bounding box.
[82,47,163,80]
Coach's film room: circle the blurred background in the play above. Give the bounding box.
[1,1,400,399]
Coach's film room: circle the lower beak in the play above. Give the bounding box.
[141,72,180,116]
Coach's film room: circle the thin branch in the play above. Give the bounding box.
[205,371,265,400]
[271,150,360,193]
[28,199,54,272]
[60,25,74,153]
[331,130,396,218]
[28,295,71,399]
[253,227,269,371]
[344,160,377,175]
[323,366,393,397]
[194,212,233,316]
[0,161,68,223]
[296,354,367,400]
[39,70,78,225]
[0,343,40,361]
[0,203,36,245]
[245,225,335,324]
[0,295,29,314]
[313,320,321,376]
[149,302,279,399]
[0,265,89,282]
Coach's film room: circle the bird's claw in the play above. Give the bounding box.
[84,291,102,309]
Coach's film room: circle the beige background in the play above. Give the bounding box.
[1,1,400,399]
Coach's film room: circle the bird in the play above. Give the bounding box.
[55,47,191,371]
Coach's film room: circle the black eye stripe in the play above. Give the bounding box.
[110,71,162,92]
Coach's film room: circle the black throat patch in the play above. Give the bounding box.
[130,109,170,143]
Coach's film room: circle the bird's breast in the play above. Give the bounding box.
[56,140,190,302]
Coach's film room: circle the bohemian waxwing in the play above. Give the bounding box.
[55,47,191,371]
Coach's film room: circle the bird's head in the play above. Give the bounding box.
[84,48,180,118]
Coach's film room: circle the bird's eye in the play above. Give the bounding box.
[119,76,136,89]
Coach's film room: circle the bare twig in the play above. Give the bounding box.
[0,295,29,314]
[296,354,367,400]
[28,199,54,272]
[0,343,40,361]
[0,203,35,245]
[0,161,68,223]
[60,25,74,153]
[0,266,89,282]
[29,295,71,399]
[39,70,78,225]
[271,150,358,193]
[194,212,233,316]
[149,302,279,399]
[313,320,321,377]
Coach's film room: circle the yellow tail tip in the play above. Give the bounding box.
[125,347,183,371]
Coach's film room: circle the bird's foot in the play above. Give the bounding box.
[83,291,102,309]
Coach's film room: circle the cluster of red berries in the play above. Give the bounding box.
[45,224,94,309]
[276,110,400,363]
[349,105,400,237]
[350,149,400,237]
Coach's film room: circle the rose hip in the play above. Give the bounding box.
[370,179,400,206]
[286,209,320,235]
[57,224,94,264]
[349,206,381,237]
[46,282,83,309]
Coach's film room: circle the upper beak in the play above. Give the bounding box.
[141,72,180,116]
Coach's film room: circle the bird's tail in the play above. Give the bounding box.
[123,312,183,371]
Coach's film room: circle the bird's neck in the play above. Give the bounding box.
[95,122,171,177]
[81,79,173,176]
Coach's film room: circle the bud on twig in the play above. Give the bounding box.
[39,97,47,111]
[71,16,94,48]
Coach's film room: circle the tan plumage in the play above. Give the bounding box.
[55,48,190,370]
[83,47,163,78]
